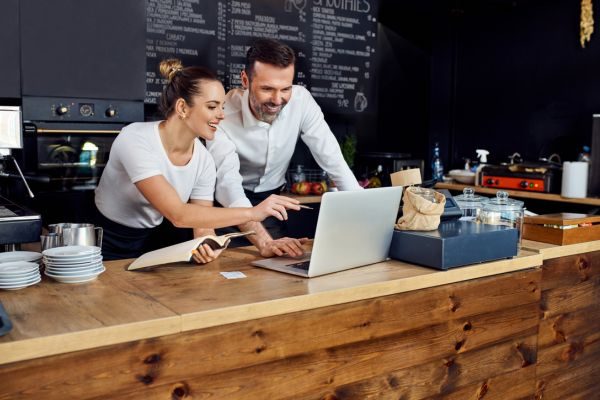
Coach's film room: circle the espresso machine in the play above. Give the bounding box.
[0,106,42,251]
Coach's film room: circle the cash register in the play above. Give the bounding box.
[0,106,41,251]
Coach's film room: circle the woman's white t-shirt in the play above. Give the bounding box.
[95,121,216,228]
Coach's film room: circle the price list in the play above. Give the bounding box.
[146,0,378,113]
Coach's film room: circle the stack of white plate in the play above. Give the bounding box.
[0,251,43,266]
[0,261,42,290]
[43,245,105,284]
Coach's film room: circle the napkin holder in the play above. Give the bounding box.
[522,213,600,245]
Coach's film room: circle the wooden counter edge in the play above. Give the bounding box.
[522,239,600,260]
[180,251,543,332]
[0,315,181,366]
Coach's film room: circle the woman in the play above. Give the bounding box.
[95,59,301,261]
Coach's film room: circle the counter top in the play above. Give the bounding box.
[522,239,600,259]
[0,244,543,366]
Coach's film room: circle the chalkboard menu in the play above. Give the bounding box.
[146,0,378,114]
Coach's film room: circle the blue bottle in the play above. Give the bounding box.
[432,142,444,181]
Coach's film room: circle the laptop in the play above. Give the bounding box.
[251,186,403,278]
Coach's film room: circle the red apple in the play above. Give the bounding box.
[311,182,326,195]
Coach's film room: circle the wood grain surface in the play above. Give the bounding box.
[0,269,541,400]
[535,250,600,399]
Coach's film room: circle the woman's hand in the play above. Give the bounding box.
[251,195,301,222]
[191,244,224,264]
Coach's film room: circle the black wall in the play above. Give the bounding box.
[377,0,600,177]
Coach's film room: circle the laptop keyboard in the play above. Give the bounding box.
[286,261,310,271]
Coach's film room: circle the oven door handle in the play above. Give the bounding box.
[36,128,120,134]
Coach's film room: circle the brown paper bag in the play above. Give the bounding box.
[395,187,446,231]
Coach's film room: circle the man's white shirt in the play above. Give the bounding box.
[206,85,361,208]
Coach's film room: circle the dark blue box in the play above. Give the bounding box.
[388,220,519,270]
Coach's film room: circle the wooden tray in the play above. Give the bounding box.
[522,213,600,245]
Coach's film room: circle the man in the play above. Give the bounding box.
[207,38,361,257]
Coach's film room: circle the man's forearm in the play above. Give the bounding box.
[238,220,272,249]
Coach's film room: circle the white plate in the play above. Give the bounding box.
[44,255,103,266]
[448,169,476,184]
[0,261,40,274]
[0,251,42,263]
[43,245,101,258]
[0,271,40,283]
[46,265,104,276]
[0,276,41,290]
[45,260,103,270]
[44,266,105,284]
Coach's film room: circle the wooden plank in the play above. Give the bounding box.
[535,350,600,400]
[538,304,600,348]
[289,335,537,400]
[87,307,539,400]
[0,272,540,400]
[540,276,600,318]
[539,250,600,291]
[422,366,537,400]
[522,239,600,260]
[536,329,600,377]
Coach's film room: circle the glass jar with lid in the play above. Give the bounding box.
[479,191,525,245]
[453,187,488,220]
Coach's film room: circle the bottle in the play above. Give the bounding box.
[431,142,444,181]
[578,145,591,162]
[291,164,306,183]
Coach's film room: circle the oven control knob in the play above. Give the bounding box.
[520,180,528,188]
[105,107,117,118]
[486,178,494,185]
[55,105,69,116]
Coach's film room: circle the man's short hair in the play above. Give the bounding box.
[245,38,296,79]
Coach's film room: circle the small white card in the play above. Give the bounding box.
[220,271,247,279]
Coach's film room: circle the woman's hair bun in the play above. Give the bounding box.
[159,59,184,81]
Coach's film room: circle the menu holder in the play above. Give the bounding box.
[522,213,600,245]
[127,231,255,271]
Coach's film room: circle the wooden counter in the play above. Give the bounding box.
[435,182,600,207]
[0,247,541,365]
[0,240,598,399]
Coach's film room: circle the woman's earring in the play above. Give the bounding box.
[179,113,186,120]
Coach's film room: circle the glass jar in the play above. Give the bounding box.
[411,187,438,203]
[454,187,488,221]
[479,191,525,245]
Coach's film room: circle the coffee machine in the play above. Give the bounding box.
[0,106,42,251]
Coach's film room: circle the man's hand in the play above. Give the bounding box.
[191,244,224,264]
[259,237,309,258]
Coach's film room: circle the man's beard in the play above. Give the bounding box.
[248,91,288,124]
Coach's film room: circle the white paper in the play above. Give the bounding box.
[220,271,247,279]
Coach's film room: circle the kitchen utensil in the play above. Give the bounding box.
[49,223,103,247]
[40,233,63,251]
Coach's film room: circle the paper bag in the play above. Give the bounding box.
[395,187,446,231]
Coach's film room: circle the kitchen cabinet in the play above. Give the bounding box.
[0,0,20,99]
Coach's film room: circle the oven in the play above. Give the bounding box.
[20,96,143,189]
